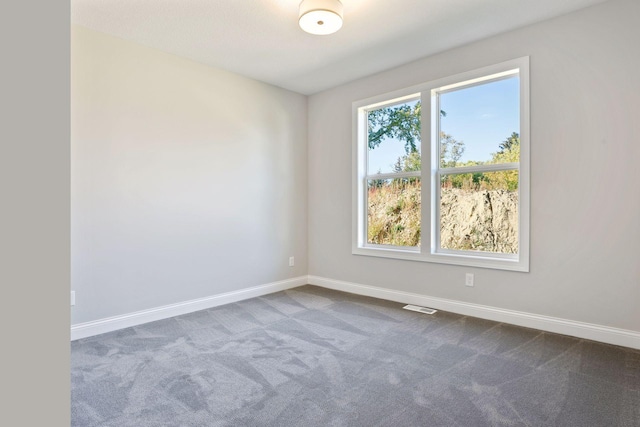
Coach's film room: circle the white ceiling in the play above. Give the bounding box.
[71,0,608,95]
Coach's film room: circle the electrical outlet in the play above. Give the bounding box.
[71,291,76,306]
[465,273,474,287]
[289,256,295,267]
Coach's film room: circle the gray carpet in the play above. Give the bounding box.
[71,285,640,426]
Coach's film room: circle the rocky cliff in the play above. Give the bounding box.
[440,188,518,253]
[367,185,518,253]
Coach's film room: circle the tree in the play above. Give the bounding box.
[393,131,464,173]
[368,100,464,174]
[484,132,520,191]
[498,132,520,154]
[393,151,421,173]
[439,132,464,168]
[367,101,448,154]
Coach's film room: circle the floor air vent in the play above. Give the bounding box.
[403,305,438,315]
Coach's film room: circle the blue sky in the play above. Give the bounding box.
[368,76,519,174]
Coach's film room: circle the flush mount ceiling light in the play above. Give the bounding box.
[299,0,343,35]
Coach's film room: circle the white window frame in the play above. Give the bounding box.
[352,57,530,272]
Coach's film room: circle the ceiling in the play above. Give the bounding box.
[71,0,608,95]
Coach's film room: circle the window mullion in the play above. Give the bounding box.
[365,171,421,180]
[439,162,519,175]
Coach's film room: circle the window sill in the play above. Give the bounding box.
[352,245,529,272]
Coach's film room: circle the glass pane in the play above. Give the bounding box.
[367,178,421,247]
[440,171,518,253]
[439,76,519,167]
[367,99,421,174]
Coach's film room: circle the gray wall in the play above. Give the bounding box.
[308,0,640,332]
[3,0,70,424]
[71,26,308,325]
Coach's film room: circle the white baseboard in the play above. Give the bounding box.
[308,275,640,350]
[70,276,307,341]
[72,274,640,350]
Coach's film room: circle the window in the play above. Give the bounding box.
[353,58,529,271]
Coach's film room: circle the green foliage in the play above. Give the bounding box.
[368,177,386,189]
[393,151,421,173]
[391,132,464,174]
[367,102,446,154]
[439,132,465,168]
[499,132,520,154]
[368,102,421,154]
[441,132,520,191]
[367,179,421,247]
[442,169,485,190]
[488,133,520,191]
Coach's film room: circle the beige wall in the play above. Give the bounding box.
[71,25,308,324]
[308,0,640,332]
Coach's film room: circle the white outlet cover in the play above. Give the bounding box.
[465,273,474,286]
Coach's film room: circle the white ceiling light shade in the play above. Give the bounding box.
[299,0,343,35]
